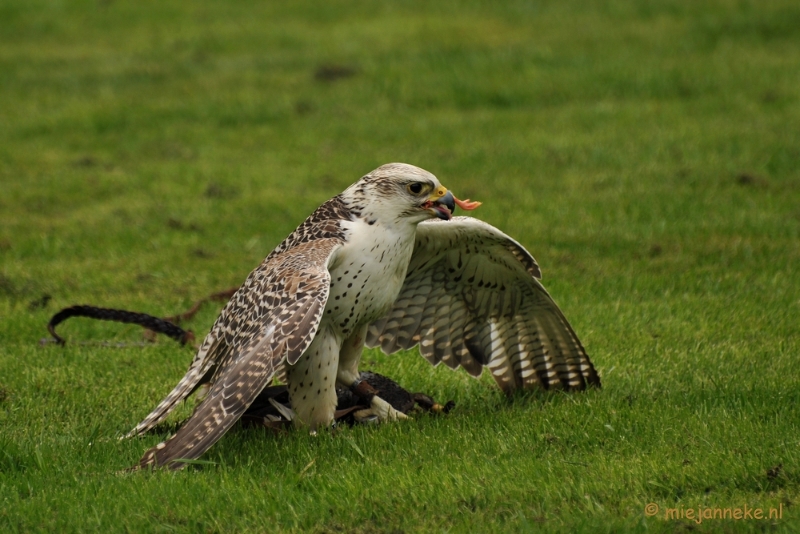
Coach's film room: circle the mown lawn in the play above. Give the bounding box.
[1,0,799,532]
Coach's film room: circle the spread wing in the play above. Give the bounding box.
[366,217,600,392]
[134,238,342,470]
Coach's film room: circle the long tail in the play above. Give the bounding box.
[124,334,222,438]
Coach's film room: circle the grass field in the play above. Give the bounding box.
[1,0,799,531]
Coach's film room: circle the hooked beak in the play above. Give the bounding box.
[431,191,456,220]
[423,187,482,220]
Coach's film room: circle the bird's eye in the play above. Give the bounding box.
[407,183,424,195]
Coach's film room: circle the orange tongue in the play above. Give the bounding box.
[453,195,481,211]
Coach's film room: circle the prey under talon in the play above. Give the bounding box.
[369,395,410,422]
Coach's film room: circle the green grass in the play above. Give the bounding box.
[1,0,799,531]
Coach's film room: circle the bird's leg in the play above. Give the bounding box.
[337,326,408,423]
[285,327,340,432]
[347,377,409,423]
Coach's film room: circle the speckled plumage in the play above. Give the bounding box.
[127,163,599,470]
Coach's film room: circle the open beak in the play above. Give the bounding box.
[423,187,482,220]
[429,191,456,220]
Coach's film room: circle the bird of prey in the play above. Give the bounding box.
[127,163,600,469]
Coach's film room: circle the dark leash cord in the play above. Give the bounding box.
[46,305,195,346]
[43,287,238,347]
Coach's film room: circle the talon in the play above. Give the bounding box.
[353,410,379,424]
[349,396,410,424]
[370,396,409,421]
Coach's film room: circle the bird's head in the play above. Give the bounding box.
[342,163,481,225]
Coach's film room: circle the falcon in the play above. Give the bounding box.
[127,163,600,469]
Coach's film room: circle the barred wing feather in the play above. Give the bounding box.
[367,217,600,392]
